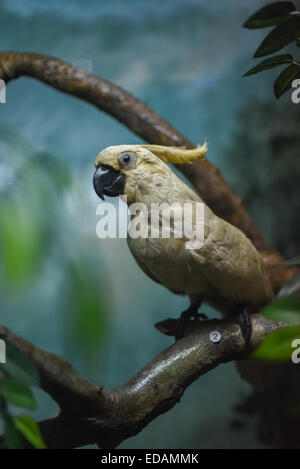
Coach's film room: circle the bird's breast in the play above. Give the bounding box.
[127,232,211,296]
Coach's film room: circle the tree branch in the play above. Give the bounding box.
[0,315,279,449]
[0,51,295,290]
[0,325,104,417]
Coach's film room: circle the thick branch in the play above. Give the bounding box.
[0,51,294,289]
[0,325,104,416]
[1,315,279,448]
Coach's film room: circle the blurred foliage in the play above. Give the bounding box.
[0,341,45,448]
[243,1,300,98]
[253,324,300,360]
[15,415,46,449]
[0,199,46,288]
[2,378,37,411]
[0,126,70,290]
[253,297,300,361]
[0,342,39,387]
[0,124,110,445]
[262,296,300,323]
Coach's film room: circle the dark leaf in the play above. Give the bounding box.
[2,378,37,411]
[243,53,293,76]
[4,413,22,449]
[274,63,300,98]
[15,415,46,449]
[254,16,300,58]
[253,325,300,360]
[244,2,296,29]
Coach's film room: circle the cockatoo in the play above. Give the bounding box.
[93,144,273,342]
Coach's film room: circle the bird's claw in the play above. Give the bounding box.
[198,312,208,321]
[175,303,206,341]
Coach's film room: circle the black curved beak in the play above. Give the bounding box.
[93,164,126,200]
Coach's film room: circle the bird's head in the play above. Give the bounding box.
[93,143,207,205]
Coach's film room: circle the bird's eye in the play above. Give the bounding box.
[123,154,131,163]
[119,152,136,169]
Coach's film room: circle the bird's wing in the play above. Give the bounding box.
[188,214,273,306]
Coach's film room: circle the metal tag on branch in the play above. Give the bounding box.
[210,331,222,343]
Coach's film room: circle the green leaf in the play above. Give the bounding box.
[0,199,45,287]
[2,378,37,411]
[244,2,296,29]
[0,341,39,387]
[4,413,22,449]
[244,54,293,76]
[254,16,300,58]
[274,63,300,98]
[262,297,300,323]
[15,415,46,449]
[284,255,300,266]
[253,325,300,360]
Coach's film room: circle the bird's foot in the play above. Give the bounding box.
[236,307,253,347]
[175,302,206,341]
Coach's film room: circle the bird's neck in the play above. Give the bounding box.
[132,175,202,209]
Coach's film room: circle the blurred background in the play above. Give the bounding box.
[0,0,299,448]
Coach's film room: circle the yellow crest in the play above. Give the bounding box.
[140,142,207,164]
